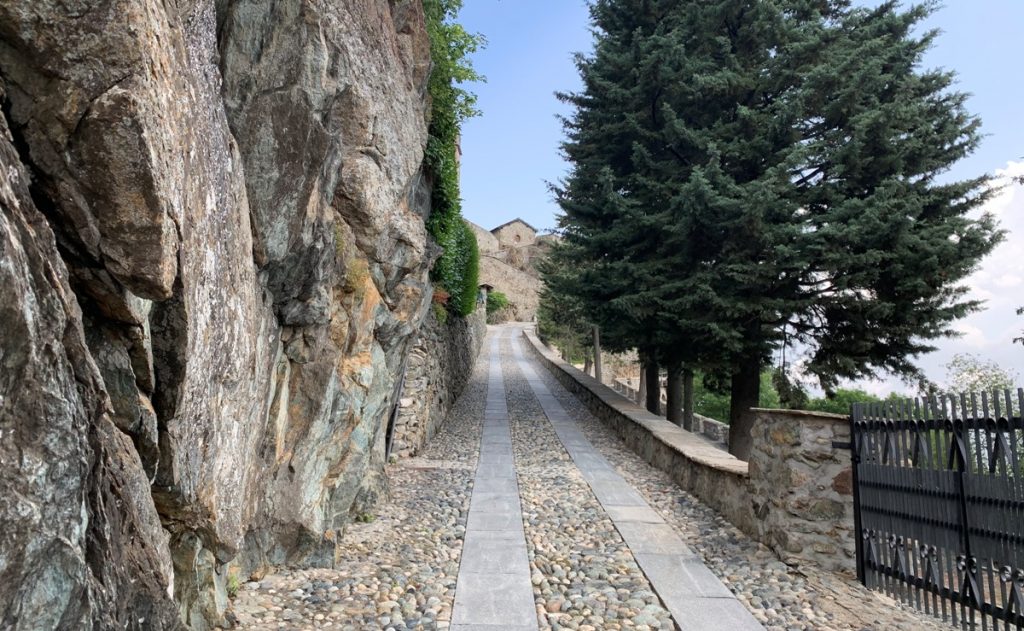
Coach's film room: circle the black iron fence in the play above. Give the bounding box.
[851,390,1024,630]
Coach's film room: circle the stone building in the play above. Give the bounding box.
[492,218,538,248]
[467,218,554,321]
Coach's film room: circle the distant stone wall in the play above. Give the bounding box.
[479,255,541,321]
[612,378,730,449]
[391,308,487,457]
[467,220,501,254]
[525,328,856,576]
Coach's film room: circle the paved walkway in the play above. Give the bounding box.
[508,336,761,630]
[450,335,538,630]
[229,324,949,631]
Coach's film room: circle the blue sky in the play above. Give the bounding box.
[458,0,1024,390]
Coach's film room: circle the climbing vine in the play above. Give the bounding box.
[423,0,484,317]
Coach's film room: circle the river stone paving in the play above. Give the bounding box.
[509,331,949,631]
[228,325,950,631]
[501,339,678,631]
[227,335,490,630]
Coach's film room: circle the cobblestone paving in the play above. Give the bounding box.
[502,342,677,631]
[511,333,948,631]
[229,325,951,631]
[228,344,488,630]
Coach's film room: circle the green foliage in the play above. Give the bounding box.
[226,570,241,599]
[433,221,479,317]
[772,368,809,410]
[945,353,1018,396]
[343,258,369,299]
[537,244,595,359]
[806,389,886,416]
[1016,307,1023,347]
[423,0,484,318]
[486,290,509,315]
[551,0,1001,447]
[693,371,781,423]
[354,512,376,524]
[432,301,448,325]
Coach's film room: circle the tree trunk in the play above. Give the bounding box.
[728,356,761,460]
[592,326,603,384]
[644,356,661,415]
[683,368,695,431]
[637,361,647,406]
[583,351,592,377]
[665,361,683,425]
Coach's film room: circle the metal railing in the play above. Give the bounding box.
[851,390,1024,630]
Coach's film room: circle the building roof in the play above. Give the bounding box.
[490,218,538,234]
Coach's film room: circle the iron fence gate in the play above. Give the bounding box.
[851,390,1024,630]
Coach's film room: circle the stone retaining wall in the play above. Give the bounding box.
[391,307,486,458]
[525,328,855,575]
[612,379,730,449]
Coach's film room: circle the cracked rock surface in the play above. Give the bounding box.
[0,1,433,628]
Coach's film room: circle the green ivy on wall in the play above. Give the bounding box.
[423,0,484,317]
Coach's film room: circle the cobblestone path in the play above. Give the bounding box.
[230,324,948,631]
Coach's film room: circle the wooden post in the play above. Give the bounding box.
[592,326,603,384]
[683,368,695,431]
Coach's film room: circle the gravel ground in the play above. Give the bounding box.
[514,335,949,631]
[501,340,677,631]
[228,339,490,630]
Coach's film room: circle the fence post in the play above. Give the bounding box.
[850,403,865,585]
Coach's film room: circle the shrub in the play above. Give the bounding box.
[486,290,508,315]
[432,220,479,317]
[432,301,448,325]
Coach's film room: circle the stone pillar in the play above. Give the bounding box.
[746,408,855,575]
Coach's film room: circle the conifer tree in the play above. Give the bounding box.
[549,0,1001,459]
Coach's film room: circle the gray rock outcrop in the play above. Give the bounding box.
[0,0,433,628]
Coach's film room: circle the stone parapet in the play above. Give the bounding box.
[525,328,855,576]
[612,379,730,449]
[525,329,754,536]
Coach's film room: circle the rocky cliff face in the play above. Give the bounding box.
[0,0,433,628]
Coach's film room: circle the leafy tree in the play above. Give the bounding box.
[806,389,886,415]
[486,290,509,316]
[945,353,1019,397]
[693,371,781,423]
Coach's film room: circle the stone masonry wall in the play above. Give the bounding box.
[391,308,487,458]
[525,328,857,576]
[747,408,856,573]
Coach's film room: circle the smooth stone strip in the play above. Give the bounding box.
[510,334,763,631]
[451,332,538,630]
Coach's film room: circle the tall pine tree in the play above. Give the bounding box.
[548,0,1001,459]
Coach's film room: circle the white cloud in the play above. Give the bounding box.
[953,322,989,350]
[992,274,1023,288]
